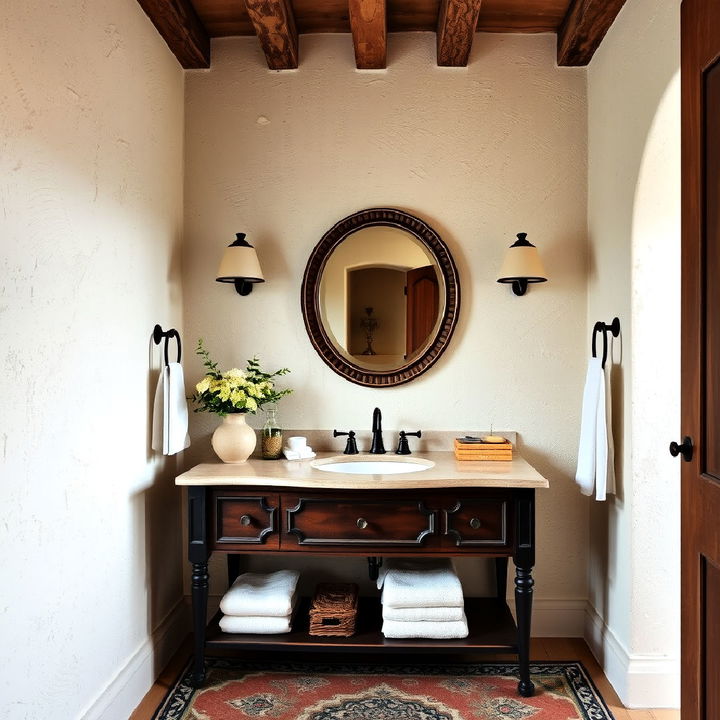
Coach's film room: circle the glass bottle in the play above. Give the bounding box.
[261,405,283,460]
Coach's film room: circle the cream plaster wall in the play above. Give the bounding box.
[587,0,681,707]
[0,1,185,718]
[183,34,589,615]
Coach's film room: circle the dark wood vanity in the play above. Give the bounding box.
[178,453,547,697]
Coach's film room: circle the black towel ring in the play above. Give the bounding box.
[591,317,620,368]
[153,324,182,366]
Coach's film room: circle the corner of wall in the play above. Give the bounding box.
[584,602,680,708]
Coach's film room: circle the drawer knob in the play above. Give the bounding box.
[469,517,482,530]
[240,514,252,527]
[356,517,368,529]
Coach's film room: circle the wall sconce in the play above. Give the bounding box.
[497,232,548,296]
[216,233,265,296]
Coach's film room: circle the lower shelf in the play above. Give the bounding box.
[205,597,518,654]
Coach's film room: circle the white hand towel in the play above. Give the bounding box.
[151,362,190,456]
[595,359,616,501]
[377,559,464,609]
[220,570,300,617]
[219,613,293,634]
[382,612,469,639]
[604,359,616,497]
[382,604,464,622]
[575,356,603,496]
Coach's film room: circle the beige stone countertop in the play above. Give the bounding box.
[175,452,549,490]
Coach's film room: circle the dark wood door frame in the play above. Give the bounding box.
[680,1,720,716]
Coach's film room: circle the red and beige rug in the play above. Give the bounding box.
[153,660,615,719]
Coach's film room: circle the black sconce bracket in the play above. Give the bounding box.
[234,279,254,296]
[512,279,529,296]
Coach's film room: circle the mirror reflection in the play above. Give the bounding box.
[319,226,445,371]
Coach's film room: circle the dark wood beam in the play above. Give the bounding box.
[436,0,483,67]
[349,0,387,69]
[136,0,210,69]
[557,0,628,66]
[244,0,299,70]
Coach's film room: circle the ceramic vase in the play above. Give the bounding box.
[211,413,256,463]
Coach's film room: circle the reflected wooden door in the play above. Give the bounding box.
[680,0,720,716]
[406,265,439,356]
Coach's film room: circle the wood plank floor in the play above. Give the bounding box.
[130,636,679,719]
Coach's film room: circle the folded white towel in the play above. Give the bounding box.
[576,351,616,501]
[382,612,469,639]
[382,604,464,622]
[219,613,293,634]
[151,362,190,456]
[282,446,315,460]
[377,559,464,609]
[220,570,300,617]
[575,356,602,496]
[595,359,616,501]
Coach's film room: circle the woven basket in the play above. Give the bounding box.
[309,583,359,637]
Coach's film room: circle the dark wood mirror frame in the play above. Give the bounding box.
[301,208,460,387]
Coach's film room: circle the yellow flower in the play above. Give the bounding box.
[195,377,211,394]
[245,397,258,412]
[224,368,245,380]
[230,389,247,407]
[216,379,231,401]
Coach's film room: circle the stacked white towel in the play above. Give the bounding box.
[378,559,468,639]
[219,570,300,634]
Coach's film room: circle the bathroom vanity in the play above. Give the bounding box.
[176,452,548,696]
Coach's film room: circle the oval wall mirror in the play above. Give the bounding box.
[301,208,460,387]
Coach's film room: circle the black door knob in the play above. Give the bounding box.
[669,436,693,462]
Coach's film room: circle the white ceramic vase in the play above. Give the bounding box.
[211,413,256,463]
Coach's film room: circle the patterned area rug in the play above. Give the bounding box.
[153,660,615,719]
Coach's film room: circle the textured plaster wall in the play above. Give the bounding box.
[0,1,185,717]
[587,0,680,706]
[183,34,589,608]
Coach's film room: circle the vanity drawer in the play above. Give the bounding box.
[443,496,510,548]
[283,495,438,548]
[211,491,279,550]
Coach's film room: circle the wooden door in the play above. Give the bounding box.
[680,1,720,716]
[406,265,439,356]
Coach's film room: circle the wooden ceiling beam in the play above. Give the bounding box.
[349,0,387,69]
[244,0,299,70]
[557,0,627,66]
[136,0,210,68]
[436,0,483,67]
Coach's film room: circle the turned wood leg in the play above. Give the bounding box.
[515,564,535,697]
[495,557,508,601]
[191,561,209,687]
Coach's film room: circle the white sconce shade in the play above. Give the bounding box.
[216,233,265,296]
[497,232,547,296]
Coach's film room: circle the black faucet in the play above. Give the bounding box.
[333,429,358,455]
[396,430,422,455]
[369,407,386,454]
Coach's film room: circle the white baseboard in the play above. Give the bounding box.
[584,603,680,709]
[80,599,190,720]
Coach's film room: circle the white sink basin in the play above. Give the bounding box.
[312,458,434,475]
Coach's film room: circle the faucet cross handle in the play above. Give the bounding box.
[396,430,422,455]
[333,429,358,455]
